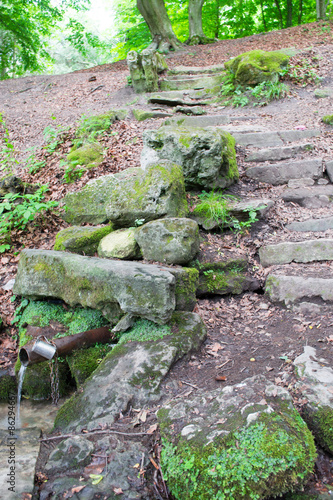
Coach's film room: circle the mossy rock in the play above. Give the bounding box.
[322,114,333,125]
[158,375,316,500]
[225,49,289,86]
[67,344,114,386]
[0,372,16,400]
[66,142,103,169]
[132,109,154,121]
[74,109,128,146]
[54,225,113,255]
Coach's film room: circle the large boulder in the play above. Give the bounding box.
[135,218,200,265]
[225,49,289,86]
[141,126,238,189]
[294,346,333,455]
[158,375,316,500]
[63,161,188,226]
[13,249,176,324]
[54,312,206,432]
[54,225,113,255]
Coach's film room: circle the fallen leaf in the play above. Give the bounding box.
[89,474,103,485]
[113,487,123,495]
[71,486,86,494]
[147,423,157,434]
[209,343,224,352]
[216,418,226,424]
[215,375,227,381]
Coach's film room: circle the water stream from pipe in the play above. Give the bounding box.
[17,365,27,425]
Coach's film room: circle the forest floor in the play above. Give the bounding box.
[1,20,333,497]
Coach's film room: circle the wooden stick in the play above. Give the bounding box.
[180,380,198,389]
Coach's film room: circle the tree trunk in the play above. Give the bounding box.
[286,0,293,27]
[274,0,284,28]
[316,0,330,19]
[214,0,221,38]
[187,0,209,44]
[137,0,180,52]
[260,0,267,31]
[298,0,303,24]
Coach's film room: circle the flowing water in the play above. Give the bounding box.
[16,365,27,425]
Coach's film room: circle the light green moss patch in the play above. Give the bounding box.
[174,267,199,311]
[54,225,113,255]
[132,109,154,121]
[67,142,103,169]
[303,405,333,454]
[117,318,171,345]
[322,115,333,125]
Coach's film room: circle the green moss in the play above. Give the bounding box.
[200,268,246,294]
[67,344,114,386]
[221,132,238,180]
[132,109,154,121]
[322,114,333,125]
[54,390,85,429]
[74,110,127,147]
[160,410,316,500]
[117,318,171,345]
[303,405,333,454]
[18,300,108,338]
[179,134,192,148]
[0,375,16,400]
[66,142,103,169]
[225,50,289,86]
[174,267,199,311]
[54,225,113,255]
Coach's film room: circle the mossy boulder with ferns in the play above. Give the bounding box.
[225,49,289,86]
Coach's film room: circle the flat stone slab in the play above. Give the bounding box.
[148,89,215,106]
[157,374,316,500]
[163,114,230,127]
[229,128,320,148]
[54,311,206,432]
[168,64,225,75]
[0,427,41,499]
[325,159,333,182]
[13,249,176,324]
[282,185,333,208]
[294,346,333,454]
[245,144,313,162]
[265,274,333,305]
[160,74,224,91]
[315,87,333,98]
[260,239,333,266]
[246,159,322,185]
[287,216,333,232]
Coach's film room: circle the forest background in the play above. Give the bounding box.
[0,0,331,81]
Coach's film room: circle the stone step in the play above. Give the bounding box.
[286,216,333,232]
[229,128,320,148]
[260,239,333,267]
[168,64,225,75]
[163,114,230,127]
[265,274,333,305]
[282,185,333,208]
[244,144,313,163]
[245,158,323,186]
[148,89,216,106]
[160,74,224,91]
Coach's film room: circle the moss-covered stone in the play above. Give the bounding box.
[172,267,199,311]
[97,227,141,260]
[67,344,114,386]
[66,142,103,169]
[74,109,127,147]
[0,373,16,400]
[142,126,238,190]
[158,376,316,500]
[303,405,333,455]
[132,109,154,121]
[322,115,333,125]
[54,225,113,255]
[225,49,290,86]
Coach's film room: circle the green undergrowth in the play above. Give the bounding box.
[220,75,289,107]
[192,190,260,233]
[322,114,333,125]
[117,318,171,345]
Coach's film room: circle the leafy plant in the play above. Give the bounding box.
[232,209,259,234]
[0,113,18,174]
[25,150,46,175]
[43,116,69,154]
[193,191,237,229]
[0,185,58,252]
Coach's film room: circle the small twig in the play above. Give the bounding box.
[240,366,247,373]
[90,85,104,94]
[15,87,33,94]
[153,483,164,500]
[180,380,198,390]
[40,428,148,442]
[158,463,169,499]
[216,359,231,369]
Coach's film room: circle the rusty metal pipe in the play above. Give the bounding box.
[19,326,113,367]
